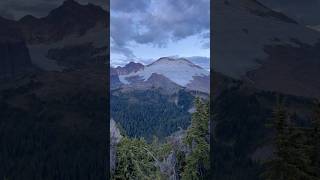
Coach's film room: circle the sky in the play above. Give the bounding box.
[110,0,210,70]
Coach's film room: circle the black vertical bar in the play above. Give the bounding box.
[106,0,111,179]
[210,0,215,179]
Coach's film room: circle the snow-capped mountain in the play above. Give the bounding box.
[112,57,210,93]
[213,0,320,98]
[18,0,108,44]
[0,0,109,72]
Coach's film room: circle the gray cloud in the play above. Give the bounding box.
[111,0,150,12]
[0,7,16,19]
[111,43,136,59]
[200,31,210,49]
[111,0,210,57]
[137,0,209,45]
[111,15,137,47]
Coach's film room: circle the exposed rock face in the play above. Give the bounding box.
[247,41,320,98]
[158,152,179,180]
[18,0,108,44]
[156,130,188,180]
[115,62,144,75]
[1,0,109,75]
[121,73,182,94]
[186,75,210,94]
[110,118,122,173]
[213,0,320,98]
[110,67,122,89]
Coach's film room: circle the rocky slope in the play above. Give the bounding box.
[18,0,107,44]
[213,0,320,98]
[0,0,109,72]
[211,1,320,179]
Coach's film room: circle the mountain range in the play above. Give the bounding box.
[1,0,320,179]
[111,57,210,94]
[110,58,209,141]
[0,0,108,76]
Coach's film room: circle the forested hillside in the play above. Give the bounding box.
[112,98,210,180]
[111,89,195,140]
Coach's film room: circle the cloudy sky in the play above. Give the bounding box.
[110,0,210,69]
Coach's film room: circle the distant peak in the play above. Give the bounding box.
[149,57,202,69]
[61,0,99,9]
[126,61,143,66]
[63,0,78,5]
[125,62,144,69]
[116,61,144,75]
[59,0,85,9]
[19,15,38,22]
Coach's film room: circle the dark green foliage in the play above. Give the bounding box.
[150,136,173,161]
[177,90,195,111]
[112,137,163,180]
[112,96,211,179]
[0,77,107,180]
[310,100,320,177]
[182,98,210,180]
[111,89,192,140]
[212,89,269,180]
[211,84,317,180]
[262,99,317,180]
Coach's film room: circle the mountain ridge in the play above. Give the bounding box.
[111,57,210,93]
[213,0,320,98]
[17,0,108,44]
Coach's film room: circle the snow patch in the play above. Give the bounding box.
[119,58,209,87]
[213,0,320,79]
[28,23,107,71]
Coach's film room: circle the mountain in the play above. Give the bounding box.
[112,57,210,93]
[110,58,209,140]
[0,0,109,72]
[213,0,320,98]
[0,17,34,79]
[0,1,108,179]
[18,0,108,44]
[258,0,320,26]
[115,62,144,75]
[211,1,320,179]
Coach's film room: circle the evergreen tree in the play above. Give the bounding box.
[112,137,163,180]
[181,98,210,180]
[310,100,320,178]
[262,99,315,180]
